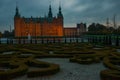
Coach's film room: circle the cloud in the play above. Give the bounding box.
[0,0,120,32]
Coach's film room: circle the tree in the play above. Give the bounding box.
[2,29,15,38]
[3,30,10,37]
[88,23,96,32]
[11,30,15,37]
[88,23,107,34]
[0,32,2,38]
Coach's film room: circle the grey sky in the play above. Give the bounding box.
[0,0,120,32]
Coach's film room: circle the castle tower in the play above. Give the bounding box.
[57,5,64,36]
[14,6,20,18]
[14,6,21,37]
[48,5,53,18]
[57,5,63,18]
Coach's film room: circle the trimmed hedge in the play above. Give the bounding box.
[17,48,46,55]
[103,56,120,71]
[0,43,118,80]
[70,57,100,64]
[26,59,60,77]
[0,61,28,80]
[35,54,73,58]
[69,52,101,64]
[0,56,60,79]
[70,58,93,64]
[100,52,120,80]
[27,63,60,77]
[100,70,120,80]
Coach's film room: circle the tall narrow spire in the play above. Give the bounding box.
[59,1,61,13]
[57,4,63,18]
[48,4,53,18]
[15,4,20,17]
[59,5,61,14]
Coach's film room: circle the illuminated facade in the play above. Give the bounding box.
[14,5,64,38]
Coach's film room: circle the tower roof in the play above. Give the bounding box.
[15,6,20,17]
[48,4,53,18]
[57,5,63,18]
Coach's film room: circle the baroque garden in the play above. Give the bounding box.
[0,3,120,80]
[0,43,120,80]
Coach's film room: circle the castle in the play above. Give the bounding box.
[14,5,64,38]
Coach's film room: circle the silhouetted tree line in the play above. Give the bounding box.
[0,32,2,38]
[87,23,120,34]
[1,30,14,38]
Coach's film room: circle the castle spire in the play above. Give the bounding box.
[48,4,53,18]
[59,5,61,14]
[57,4,63,18]
[15,4,20,17]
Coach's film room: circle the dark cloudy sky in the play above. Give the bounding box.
[0,0,120,32]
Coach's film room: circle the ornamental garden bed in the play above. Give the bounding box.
[0,43,119,80]
[100,53,120,80]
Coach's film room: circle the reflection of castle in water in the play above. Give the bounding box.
[14,4,86,38]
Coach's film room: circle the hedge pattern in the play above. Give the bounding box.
[0,56,60,79]
[100,53,120,80]
[0,43,118,80]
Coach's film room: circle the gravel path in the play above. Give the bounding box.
[14,58,106,80]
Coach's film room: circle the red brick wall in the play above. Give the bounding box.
[14,17,64,37]
[64,28,77,37]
